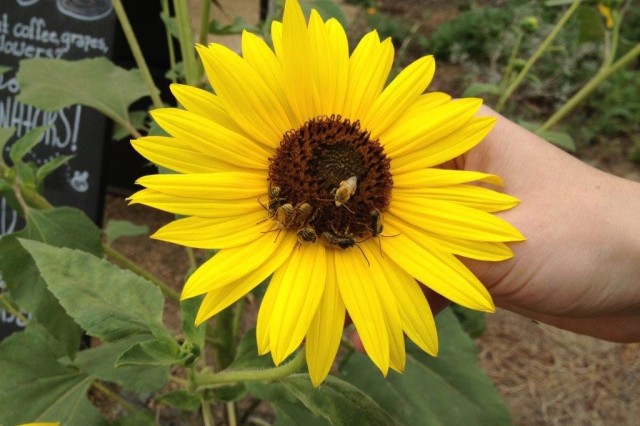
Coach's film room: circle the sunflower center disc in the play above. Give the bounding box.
[268,115,393,241]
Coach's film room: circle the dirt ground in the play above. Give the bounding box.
[103,0,640,424]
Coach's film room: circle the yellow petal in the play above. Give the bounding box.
[271,20,283,58]
[334,247,389,375]
[135,171,266,200]
[195,232,296,324]
[383,98,482,158]
[382,216,495,312]
[182,231,297,298]
[344,31,394,122]
[152,210,272,249]
[306,250,346,387]
[378,257,438,356]
[198,43,291,144]
[361,242,406,372]
[280,0,318,123]
[362,55,435,139]
[150,108,272,170]
[131,136,236,174]
[391,117,496,173]
[270,243,327,365]
[394,185,520,213]
[389,196,524,242]
[169,84,244,135]
[308,11,349,115]
[392,168,503,188]
[426,233,514,262]
[128,189,261,218]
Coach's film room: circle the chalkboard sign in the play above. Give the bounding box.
[0,0,116,340]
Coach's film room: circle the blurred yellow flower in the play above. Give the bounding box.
[598,3,614,29]
[131,0,523,386]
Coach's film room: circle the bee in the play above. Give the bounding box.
[370,208,384,237]
[296,226,318,245]
[333,176,357,207]
[267,186,285,211]
[292,202,314,227]
[274,203,296,228]
[258,186,285,223]
[321,231,370,266]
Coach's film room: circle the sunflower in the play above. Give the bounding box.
[130,0,524,386]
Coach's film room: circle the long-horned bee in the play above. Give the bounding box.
[321,230,369,266]
[296,226,318,245]
[333,176,357,207]
[258,186,285,223]
[292,202,314,227]
[370,208,383,237]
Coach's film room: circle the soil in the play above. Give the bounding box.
[101,0,640,424]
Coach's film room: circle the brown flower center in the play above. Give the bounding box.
[267,115,392,243]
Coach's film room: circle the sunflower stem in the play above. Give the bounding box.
[496,0,582,111]
[173,0,200,87]
[195,348,306,388]
[0,293,29,326]
[92,381,136,413]
[201,396,216,426]
[226,402,238,426]
[112,0,163,110]
[103,243,180,301]
[537,41,640,133]
[161,0,178,84]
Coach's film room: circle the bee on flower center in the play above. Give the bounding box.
[333,176,357,207]
[297,225,318,245]
[321,230,369,266]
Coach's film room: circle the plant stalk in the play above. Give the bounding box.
[195,348,306,388]
[111,0,163,110]
[92,381,136,413]
[496,0,582,111]
[0,293,29,325]
[537,42,640,133]
[173,0,199,86]
[161,0,178,84]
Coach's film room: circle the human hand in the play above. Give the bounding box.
[457,106,640,343]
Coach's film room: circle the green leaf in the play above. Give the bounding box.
[0,206,103,358]
[284,375,393,426]
[451,304,486,338]
[228,328,277,370]
[73,335,169,393]
[0,327,105,426]
[9,126,49,165]
[19,239,168,342]
[117,337,183,366]
[520,120,577,152]
[462,82,501,97]
[112,410,155,426]
[156,390,201,411]
[340,308,511,426]
[25,207,103,256]
[537,129,576,152]
[36,155,74,185]
[0,65,10,74]
[249,375,393,426]
[14,161,37,185]
[104,219,149,244]
[209,17,258,35]
[181,296,206,350]
[0,126,16,165]
[302,0,348,29]
[16,57,152,126]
